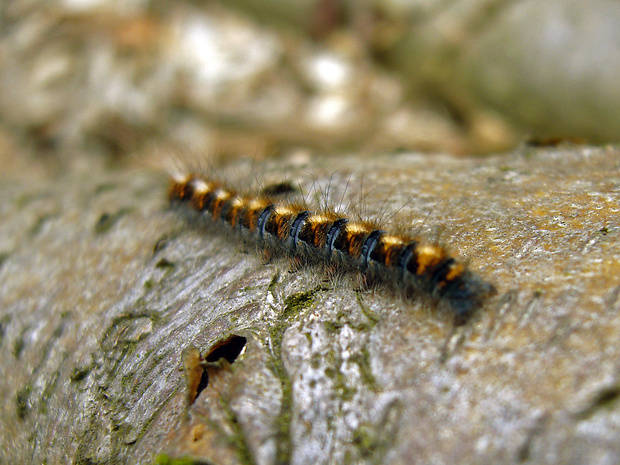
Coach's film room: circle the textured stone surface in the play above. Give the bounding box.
[1,146,619,464]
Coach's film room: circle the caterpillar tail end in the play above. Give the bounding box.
[440,271,497,325]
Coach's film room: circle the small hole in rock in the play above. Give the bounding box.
[262,181,296,196]
[155,258,175,268]
[194,369,209,401]
[206,335,247,364]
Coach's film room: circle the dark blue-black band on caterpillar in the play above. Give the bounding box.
[360,230,385,270]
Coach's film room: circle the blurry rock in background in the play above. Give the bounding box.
[0,0,618,174]
[383,0,620,149]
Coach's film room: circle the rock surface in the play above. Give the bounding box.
[1,146,619,464]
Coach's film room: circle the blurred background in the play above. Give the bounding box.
[1,0,619,175]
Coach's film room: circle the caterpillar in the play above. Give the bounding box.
[168,172,494,322]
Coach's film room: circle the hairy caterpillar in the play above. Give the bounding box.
[168,172,494,322]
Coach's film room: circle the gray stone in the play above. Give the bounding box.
[1,147,619,464]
